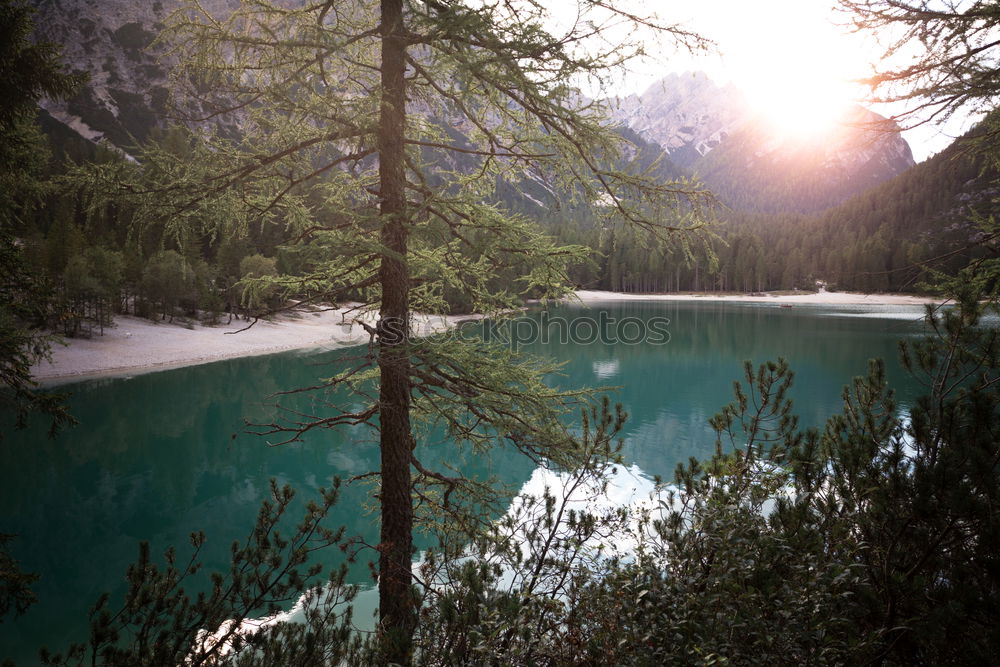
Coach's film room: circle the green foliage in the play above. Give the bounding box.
[0,0,85,131]
[424,361,861,665]
[407,398,633,664]
[40,481,361,667]
[237,254,279,317]
[140,250,195,322]
[0,228,73,435]
[0,0,78,436]
[0,533,38,622]
[627,306,998,662]
[56,246,124,336]
[75,3,713,662]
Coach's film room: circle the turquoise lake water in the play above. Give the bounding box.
[0,300,932,663]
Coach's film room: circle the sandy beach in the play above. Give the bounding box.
[31,290,942,384]
[31,305,462,385]
[570,289,943,306]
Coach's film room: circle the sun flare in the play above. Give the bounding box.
[745,74,856,140]
[732,28,870,141]
[675,0,880,141]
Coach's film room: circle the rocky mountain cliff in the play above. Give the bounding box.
[30,0,245,147]
[606,72,915,214]
[607,72,748,168]
[31,0,915,216]
[31,0,165,146]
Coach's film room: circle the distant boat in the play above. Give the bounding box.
[780,304,793,308]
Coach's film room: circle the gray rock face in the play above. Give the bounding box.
[31,1,915,213]
[820,106,915,176]
[30,0,244,146]
[607,72,748,167]
[32,0,171,145]
[604,72,915,213]
[607,71,912,171]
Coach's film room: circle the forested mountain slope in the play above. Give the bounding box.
[693,106,915,214]
[19,0,952,326]
[713,126,997,293]
[560,122,995,294]
[802,126,996,290]
[33,0,914,219]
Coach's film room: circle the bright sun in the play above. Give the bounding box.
[677,0,879,140]
[744,71,856,140]
[732,16,871,140]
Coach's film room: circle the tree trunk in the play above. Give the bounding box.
[377,1,415,664]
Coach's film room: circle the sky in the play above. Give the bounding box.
[584,0,974,162]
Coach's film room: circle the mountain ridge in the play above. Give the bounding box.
[605,71,915,214]
[31,0,915,217]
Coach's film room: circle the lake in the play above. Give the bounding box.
[0,300,932,663]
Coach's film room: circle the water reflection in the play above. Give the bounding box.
[518,301,927,477]
[591,359,621,379]
[0,302,929,662]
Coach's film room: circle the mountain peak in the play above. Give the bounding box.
[607,73,915,214]
[609,72,747,168]
[32,1,915,217]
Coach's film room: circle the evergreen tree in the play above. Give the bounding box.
[0,0,84,633]
[0,0,82,434]
[78,1,710,662]
[840,0,1000,139]
[40,481,364,667]
[140,250,194,322]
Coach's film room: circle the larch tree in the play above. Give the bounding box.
[0,0,82,436]
[839,0,1000,295]
[840,0,1000,141]
[0,0,83,639]
[87,1,711,662]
